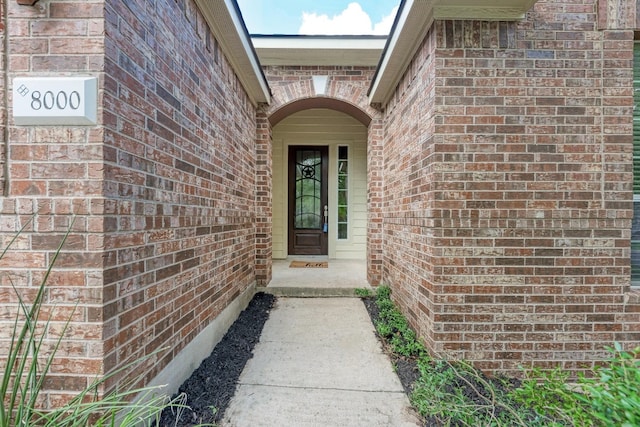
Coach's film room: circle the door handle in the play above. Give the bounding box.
[323,205,328,232]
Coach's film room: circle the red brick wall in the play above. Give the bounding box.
[0,0,106,406]
[1,0,260,405]
[382,0,639,375]
[102,0,259,387]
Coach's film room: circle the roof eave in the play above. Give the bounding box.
[252,35,387,66]
[368,0,539,106]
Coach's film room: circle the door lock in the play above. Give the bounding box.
[323,205,328,233]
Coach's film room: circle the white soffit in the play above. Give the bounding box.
[434,0,539,20]
[252,36,387,66]
[368,0,539,105]
[195,0,270,105]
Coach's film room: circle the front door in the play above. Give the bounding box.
[288,146,328,255]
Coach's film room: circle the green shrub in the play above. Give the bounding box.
[412,358,535,427]
[578,343,640,427]
[375,285,391,300]
[411,358,460,422]
[374,286,425,358]
[512,344,640,427]
[510,366,591,426]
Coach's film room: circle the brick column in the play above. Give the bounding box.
[255,106,272,285]
[367,116,384,285]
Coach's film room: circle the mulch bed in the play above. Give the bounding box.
[158,292,276,426]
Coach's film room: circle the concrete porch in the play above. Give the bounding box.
[256,256,372,297]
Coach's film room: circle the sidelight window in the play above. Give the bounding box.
[337,146,349,240]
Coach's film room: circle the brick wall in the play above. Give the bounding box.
[102,0,259,388]
[262,65,385,284]
[382,0,639,375]
[1,0,260,406]
[0,0,106,407]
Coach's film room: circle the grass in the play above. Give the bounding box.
[0,217,209,427]
[366,285,640,427]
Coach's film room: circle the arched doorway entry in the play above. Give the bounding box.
[256,86,384,286]
[272,108,369,260]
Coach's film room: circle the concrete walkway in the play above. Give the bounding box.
[258,257,372,297]
[221,297,421,426]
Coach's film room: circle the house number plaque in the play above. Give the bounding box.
[13,76,97,125]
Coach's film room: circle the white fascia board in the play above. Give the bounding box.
[434,6,526,20]
[368,0,433,106]
[434,0,539,15]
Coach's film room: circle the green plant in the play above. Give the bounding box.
[578,343,640,427]
[371,286,640,427]
[375,320,393,337]
[374,286,425,358]
[0,218,200,427]
[36,357,191,427]
[354,287,372,297]
[374,286,540,426]
[511,344,640,427]
[411,358,458,422]
[510,366,589,426]
[375,285,391,300]
[412,358,534,427]
[1,216,51,427]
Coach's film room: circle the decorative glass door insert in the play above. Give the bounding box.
[295,149,322,229]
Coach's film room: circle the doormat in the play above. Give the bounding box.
[289,260,328,268]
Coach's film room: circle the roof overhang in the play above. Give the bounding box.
[194,0,271,105]
[252,35,387,67]
[369,0,539,105]
[433,0,540,21]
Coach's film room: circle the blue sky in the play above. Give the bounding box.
[236,1,400,35]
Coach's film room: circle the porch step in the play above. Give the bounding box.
[255,286,372,298]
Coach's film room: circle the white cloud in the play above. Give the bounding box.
[298,2,397,35]
[373,6,398,34]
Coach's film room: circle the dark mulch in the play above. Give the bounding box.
[158,292,276,426]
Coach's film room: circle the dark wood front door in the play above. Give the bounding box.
[288,146,328,255]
